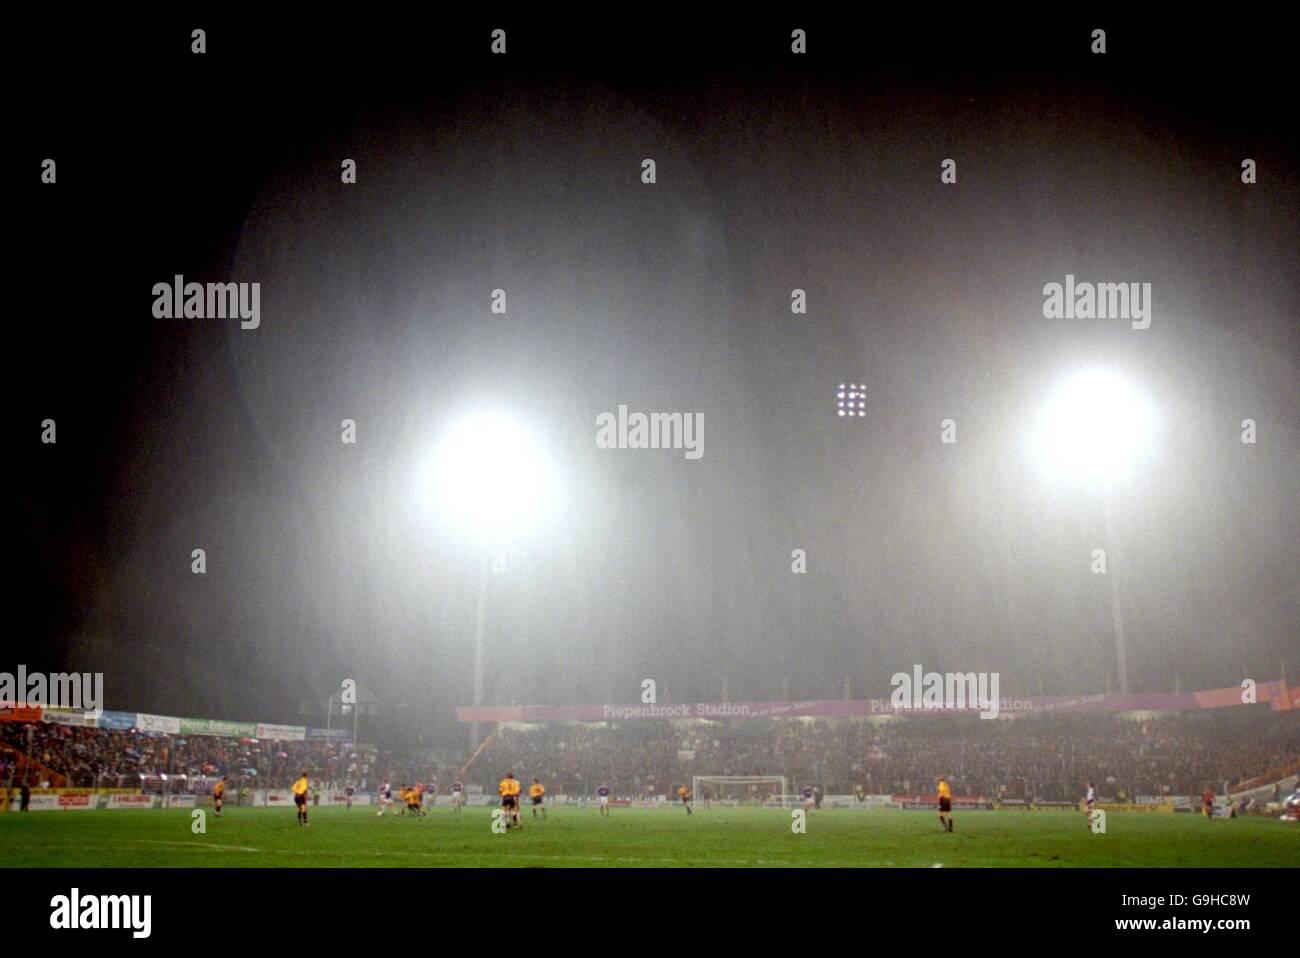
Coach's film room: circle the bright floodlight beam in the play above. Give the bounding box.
[1029,369,1156,489]
[421,410,556,750]
[1028,368,1158,695]
[425,411,555,535]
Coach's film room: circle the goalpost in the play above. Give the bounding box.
[692,775,788,807]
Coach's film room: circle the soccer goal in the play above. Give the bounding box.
[692,775,788,807]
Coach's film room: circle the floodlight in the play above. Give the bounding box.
[419,411,555,535]
[1029,369,1156,489]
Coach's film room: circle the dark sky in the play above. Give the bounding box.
[17,15,1298,744]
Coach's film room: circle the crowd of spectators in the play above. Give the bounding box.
[0,722,386,791]
[474,709,1299,802]
[4,708,1295,803]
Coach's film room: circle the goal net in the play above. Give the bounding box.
[692,775,788,807]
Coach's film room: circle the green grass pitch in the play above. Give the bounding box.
[2,806,1295,867]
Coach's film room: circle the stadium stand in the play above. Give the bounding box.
[4,706,1295,804]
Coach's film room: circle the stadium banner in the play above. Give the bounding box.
[55,792,97,810]
[179,717,257,737]
[0,703,43,722]
[305,727,350,741]
[321,791,370,806]
[135,712,181,734]
[263,791,295,806]
[825,794,854,805]
[98,709,137,730]
[455,678,1294,722]
[106,794,159,809]
[1093,801,1174,813]
[255,722,306,741]
[894,795,993,810]
[13,793,62,811]
[1136,794,1190,809]
[6,791,100,811]
[42,706,97,727]
[165,794,196,808]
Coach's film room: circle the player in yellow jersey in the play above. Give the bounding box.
[408,784,426,817]
[292,772,310,826]
[937,776,953,832]
[677,784,693,815]
[528,778,546,818]
[499,772,522,829]
[212,776,226,817]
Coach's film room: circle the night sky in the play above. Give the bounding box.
[17,16,1298,746]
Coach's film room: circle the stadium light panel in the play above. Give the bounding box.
[837,382,867,419]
